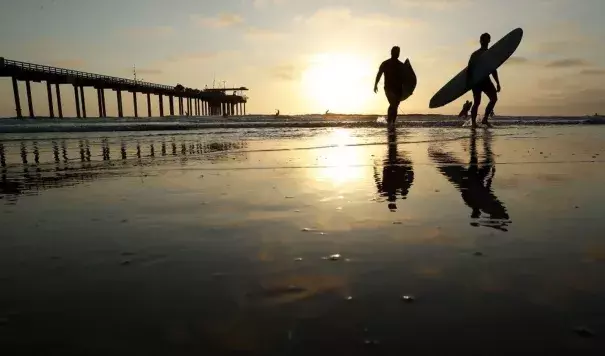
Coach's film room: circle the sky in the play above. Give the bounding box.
[1,0,604,117]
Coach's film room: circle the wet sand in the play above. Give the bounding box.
[1,126,605,355]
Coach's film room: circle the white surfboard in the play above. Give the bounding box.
[429,28,523,109]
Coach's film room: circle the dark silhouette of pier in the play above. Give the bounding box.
[0,57,248,119]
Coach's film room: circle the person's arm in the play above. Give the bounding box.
[374,63,384,93]
[492,70,501,91]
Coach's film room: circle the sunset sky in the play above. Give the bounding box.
[1,0,604,117]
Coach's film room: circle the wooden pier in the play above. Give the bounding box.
[0,57,248,118]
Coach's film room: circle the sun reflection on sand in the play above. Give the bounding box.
[313,129,365,185]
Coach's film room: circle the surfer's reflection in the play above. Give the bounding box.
[429,130,510,231]
[373,128,414,211]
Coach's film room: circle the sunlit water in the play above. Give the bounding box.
[1,126,605,355]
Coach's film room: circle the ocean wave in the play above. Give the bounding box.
[0,115,603,133]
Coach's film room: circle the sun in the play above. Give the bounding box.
[301,53,372,114]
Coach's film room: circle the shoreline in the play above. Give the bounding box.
[1,115,604,134]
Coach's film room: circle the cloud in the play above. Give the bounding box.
[545,58,590,68]
[123,26,174,37]
[298,7,421,29]
[507,56,531,65]
[270,64,300,81]
[193,13,243,28]
[391,0,472,10]
[244,27,285,41]
[580,69,605,76]
[251,0,285,8]
[48,59,86,69]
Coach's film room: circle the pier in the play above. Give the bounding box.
[0,57,248,119]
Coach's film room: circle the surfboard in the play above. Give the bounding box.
[429,28,523,109]
[400,59,417,102]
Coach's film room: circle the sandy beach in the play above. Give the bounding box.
[1,125,604,355]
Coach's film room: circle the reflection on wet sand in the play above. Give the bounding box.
[429,130,510,231]
[373,128,414,211]
[0,135,247,201]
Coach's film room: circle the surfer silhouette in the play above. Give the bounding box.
[374,46,407,127]
[458,100,472,118]
[467,33,501,128]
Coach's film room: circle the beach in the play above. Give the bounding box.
[1,123,605,355]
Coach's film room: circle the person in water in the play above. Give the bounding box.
[458,100,472,118]
[374,46,407,126]
[467,33,501,128]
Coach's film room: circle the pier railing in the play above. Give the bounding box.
[2,58,174,91]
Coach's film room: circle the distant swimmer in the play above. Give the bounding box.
[374,46,407,127]
[467,33,501,128]
[458,100,472,119]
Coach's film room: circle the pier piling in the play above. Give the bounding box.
[25,80,34,118]
[97,89,103,117]
[56,84,63,118]
[159,95,164,117]
[133,92,138,117]
[147,93,151,117]
[46,82,54,118]
[80,86,87,118]
[12,77,22,118]
[101,89,106,117]
[117,90,123,118]
[74,85,81,118]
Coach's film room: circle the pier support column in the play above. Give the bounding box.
[101,89,106,117]
[133,92,138,117]
[12,77,22,118]
[74,85,81,118]
[159,95,164,117]
[244,103,246,115]
[147,93,152,117]
[117,90,123,118]
[46,82,54,118]
[25,81,34,118]
[179,97,183,116]
[97,89,103,117]
[80,86,87,118]
[169,96,174,116]
[55,84,63,118]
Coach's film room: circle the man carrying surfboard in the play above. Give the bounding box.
[374,46,415,127]
[467,33,501,128]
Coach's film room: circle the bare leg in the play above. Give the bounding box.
[385,89,400,127]
[470,89,482,128]
[482,83,498,126]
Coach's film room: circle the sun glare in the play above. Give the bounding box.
[301,53,372,114]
